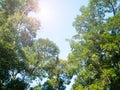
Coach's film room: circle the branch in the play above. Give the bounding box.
[108,0,116,16]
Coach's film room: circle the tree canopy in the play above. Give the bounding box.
[0,0,120,90]
[0,0,40,89]
[69,0,120,90]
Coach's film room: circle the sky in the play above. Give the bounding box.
[37,0,88,60]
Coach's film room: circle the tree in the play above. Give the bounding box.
[69,0,120,89]
[23,38,62,89]
[0,0,40,89]
[24,38,71,90]
[23,38,59,76]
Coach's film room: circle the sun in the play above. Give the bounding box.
[37,1,54,22]
[39,6,49,19]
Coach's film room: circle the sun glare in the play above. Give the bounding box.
[37,2,54,22]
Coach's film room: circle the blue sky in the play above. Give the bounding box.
[37,0,88,60]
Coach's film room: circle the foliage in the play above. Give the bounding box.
[22,38,60,78]
[0,0,65,88]
[0,0,40,89]
[69,0,120,90]
[2,0,120,90]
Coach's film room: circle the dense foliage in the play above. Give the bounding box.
[0,1,67,90]
[0,0,41,89]
[69,0,120,90]
[1,0,120,90]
